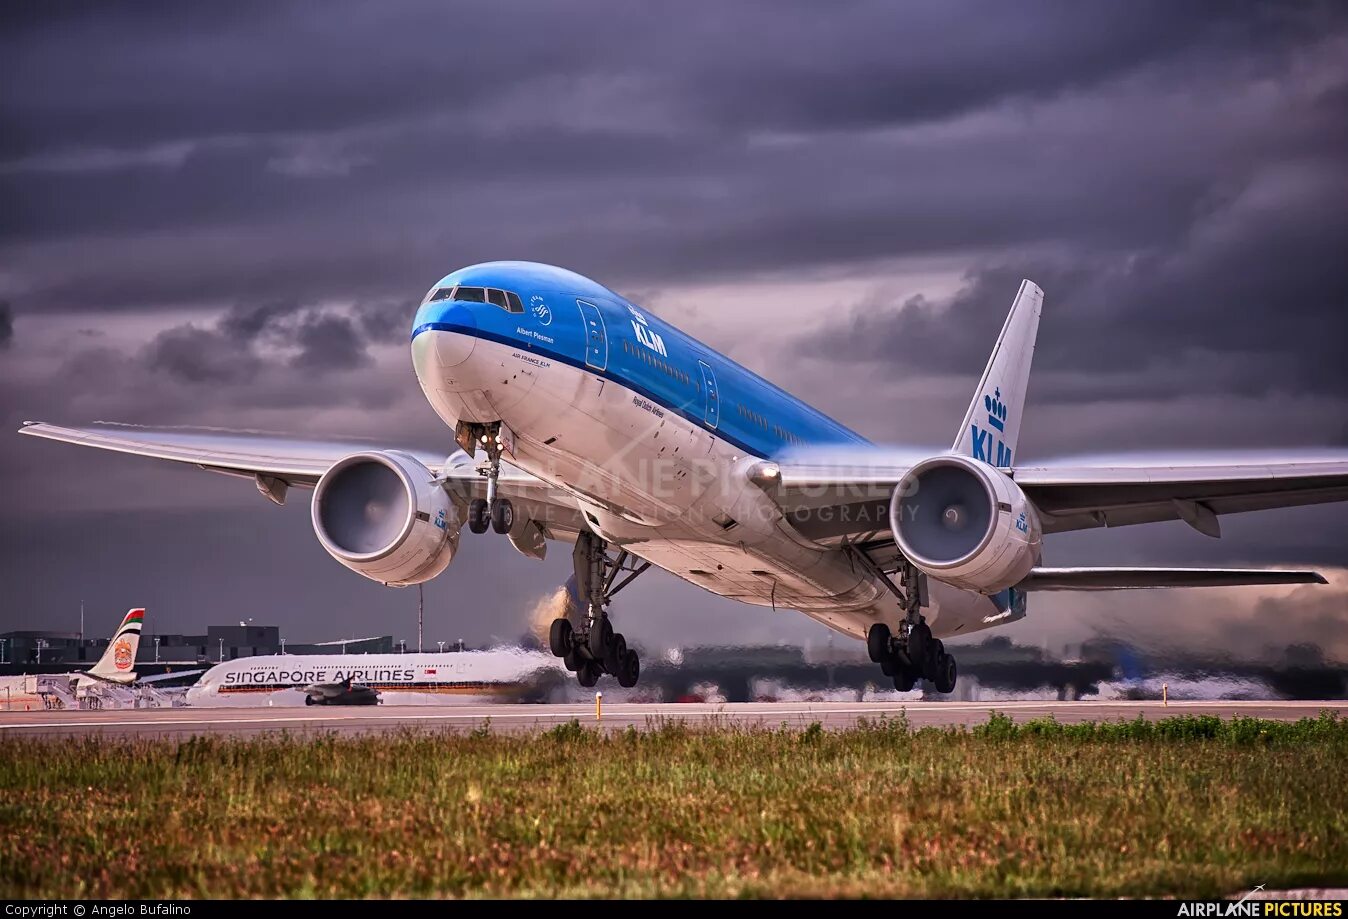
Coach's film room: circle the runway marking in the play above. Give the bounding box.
[1,707,882,730]
[0,700,1338,731]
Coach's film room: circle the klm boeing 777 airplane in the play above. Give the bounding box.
[20,262,1348,693]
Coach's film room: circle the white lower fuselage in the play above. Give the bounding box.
[413,330,1017,641]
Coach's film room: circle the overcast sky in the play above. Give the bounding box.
[2,1,1346,662]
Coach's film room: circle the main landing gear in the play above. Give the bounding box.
[548,531,649,689]
[856,556,958,695]
[459,421,515,535]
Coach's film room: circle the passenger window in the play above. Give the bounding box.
[454,287,487,303]
[487,289,509,310]
[506,291,524,313]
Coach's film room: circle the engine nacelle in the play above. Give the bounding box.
[311,451,460,586]
[889,454,1042,593]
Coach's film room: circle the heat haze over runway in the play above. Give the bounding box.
[0,700,1342,741]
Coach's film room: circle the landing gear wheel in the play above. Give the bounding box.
[566,532,654,689]
[467,498,490,534]
[893,667,918,693]
[866,623,892,664]
[604,633,627,675]
[925,639,946,681]
[880,658,896,677]
[305,695,316,706]
[907,621,932,669]
[617,649,640,688]
[548,618,573,657]
[562,650,581,672]
[490,498,514,534]
[934,654,957,694]
[577,662,601,688]
[588,617,613,660]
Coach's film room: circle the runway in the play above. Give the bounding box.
[0,699,1342,740]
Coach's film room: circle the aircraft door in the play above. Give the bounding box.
[698,360,719,430]
[576,300,608,371]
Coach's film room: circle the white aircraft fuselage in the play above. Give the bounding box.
[411,262,1007,640]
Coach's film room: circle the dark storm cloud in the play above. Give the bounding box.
[0,1,1279,159]
[0,302,12,348]
[289,313,369,372]
[4,1,1344,311]
[146,299,375,384]
[3,1,1347,654]
[219,300,297,342]
[146,323,260,384]
[355,299,417,345]
[813,158,1348,401]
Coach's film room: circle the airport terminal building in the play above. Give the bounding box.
[0,623,393,674]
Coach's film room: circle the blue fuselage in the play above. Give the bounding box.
[412,261,868,459]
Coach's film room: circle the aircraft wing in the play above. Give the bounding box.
[18,421,587,537]
[1012,461,1348,535]
[772,454,1348,542]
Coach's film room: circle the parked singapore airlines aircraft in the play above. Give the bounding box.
[185,649,564,707]
[20,262,1348,693]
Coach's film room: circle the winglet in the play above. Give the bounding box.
[952,280,1043,468]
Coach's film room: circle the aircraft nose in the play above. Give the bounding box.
[414,302,477,367]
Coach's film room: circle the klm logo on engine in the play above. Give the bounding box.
[629,306,668,357]
[971,387,1013,467]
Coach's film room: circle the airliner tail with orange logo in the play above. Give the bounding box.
[85,608,144,685]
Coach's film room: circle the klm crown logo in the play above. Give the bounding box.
[971,386,1013,467]
[984,388,1008,432]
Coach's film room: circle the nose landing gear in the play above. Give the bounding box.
[457,420,515,536]
[548,531,649,688]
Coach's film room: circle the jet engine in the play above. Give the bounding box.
[889,454,1041,593]
[311,451,460,586]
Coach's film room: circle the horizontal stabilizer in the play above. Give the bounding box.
[137,669,207,684]
[1015,567,1327,591]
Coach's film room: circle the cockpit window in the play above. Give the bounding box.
[451,286,487,303]
[424,285,523,311]
[490,289,524,313]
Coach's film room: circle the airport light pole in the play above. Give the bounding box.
[280,637,286,655]
[153,637,160,663]
[437,641,446,653]
[218,638,224,662]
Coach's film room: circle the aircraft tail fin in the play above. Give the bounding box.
[952,279,1043,468]
[88,608,144,684]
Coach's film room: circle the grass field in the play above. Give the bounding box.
[2,713,1346,899]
